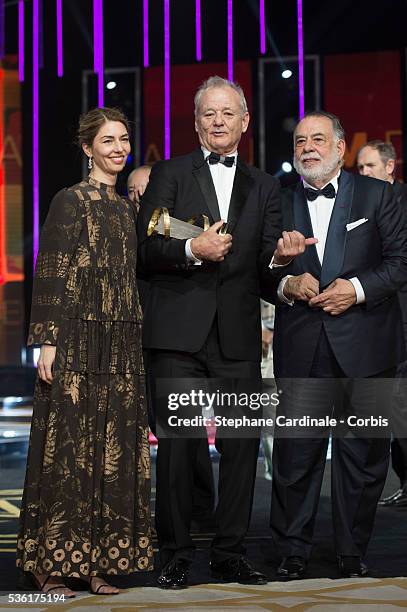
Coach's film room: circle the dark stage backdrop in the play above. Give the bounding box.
[143,61,254,164]
[324,51,403,179]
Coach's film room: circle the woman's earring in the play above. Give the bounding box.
[88,156,93,170]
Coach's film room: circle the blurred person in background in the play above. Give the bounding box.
[127,165,152,212]
[260,300,275,481]
[357,140,407,508]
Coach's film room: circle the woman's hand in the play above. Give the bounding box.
[37,345,56,384]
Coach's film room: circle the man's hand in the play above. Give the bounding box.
[135,183,148,205]
[190,220,232,262]
[273,230,318,266]
[262,329,273,357]
[37,344,57,384]
[283,273,319,301]
[309,278,356,315]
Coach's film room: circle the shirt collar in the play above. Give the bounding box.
[303,169,341,194]
[201,146,238,165]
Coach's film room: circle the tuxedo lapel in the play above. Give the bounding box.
[227,158,254,234]
[320,170,354,289]
[191,148,221,222]
[292,183,321,277]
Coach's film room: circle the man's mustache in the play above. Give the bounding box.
[300,154,322,162]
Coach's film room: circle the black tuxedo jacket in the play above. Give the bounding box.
[273,170,407,377]
[392,181,407,207]
[393,181,407,346]
[137,148,281,361]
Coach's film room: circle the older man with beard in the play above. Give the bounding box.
[270,111,407,580]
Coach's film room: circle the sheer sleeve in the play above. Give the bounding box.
[27,188,83,346]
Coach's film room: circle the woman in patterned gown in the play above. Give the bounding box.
[16,108,154,596]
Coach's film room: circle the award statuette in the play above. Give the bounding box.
[147,207,228,239]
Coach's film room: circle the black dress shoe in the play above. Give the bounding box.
[276,556,307,580]
[378,488,407,507]
[157,559,190,589]
[337,555,368,578]
[210,556,268,585]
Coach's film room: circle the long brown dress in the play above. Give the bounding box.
[16,176,154,578]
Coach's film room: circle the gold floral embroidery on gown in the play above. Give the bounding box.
[16,177,154,578]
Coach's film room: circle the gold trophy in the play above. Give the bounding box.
[147,207,228,239]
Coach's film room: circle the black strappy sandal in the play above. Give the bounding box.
[89,576,119,595]
[32,573,76,598]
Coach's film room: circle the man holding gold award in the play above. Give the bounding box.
[137,76,314,589]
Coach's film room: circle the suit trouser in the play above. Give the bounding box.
[271,329,391,559]
[144,349,215,519]
[390,360,407,487]
[149,318,261,566]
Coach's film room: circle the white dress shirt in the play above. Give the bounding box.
[278,171,365,305]
[185,147,237,263]
[204,146,237,221]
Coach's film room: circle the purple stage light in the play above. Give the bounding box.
[33,0,40,264]
[93,0,104,106]
[93,0,98,73]
[97,0,104,107]
[39,0,44,68]
[164,0,170,159]
[260,0,265,54]
[0,0,4,58]
[196,0,202,62]
[56,0,63,77]
[18,1,24,82]
[297,0,304,118]
[227,0,233,81]
[143,0,149,68]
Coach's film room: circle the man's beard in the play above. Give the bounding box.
[293,148,341,183]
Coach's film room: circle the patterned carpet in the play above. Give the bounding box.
[0,577,407,610]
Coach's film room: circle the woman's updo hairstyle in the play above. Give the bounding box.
[77,107,130,147]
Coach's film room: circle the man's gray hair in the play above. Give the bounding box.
[194,76,248,116]
[362,140,396,166]
[297,110,345,142]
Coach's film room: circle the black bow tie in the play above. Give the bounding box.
[207,152,235,167]
[304,183,336,201]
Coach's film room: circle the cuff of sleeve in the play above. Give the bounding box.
[349,277,366,304]
[27,322,59,346]
[185,239,202,266]
[277,275,294,305]
[269,255,293,269]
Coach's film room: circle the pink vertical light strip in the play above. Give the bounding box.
[0,0,4,58]
[33,0,40,264]
[97,0,104,107]
[227,0,233,81]
[38,0,44,68]
[93,0,99,73]
[195,0,202,62]
[297,0,304,118]
[56,0,63,77]
[143,0,149,68]
[18,1,24,82]
[259,0,265,54]
[93,0,104,106]
[164,0,170,159]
